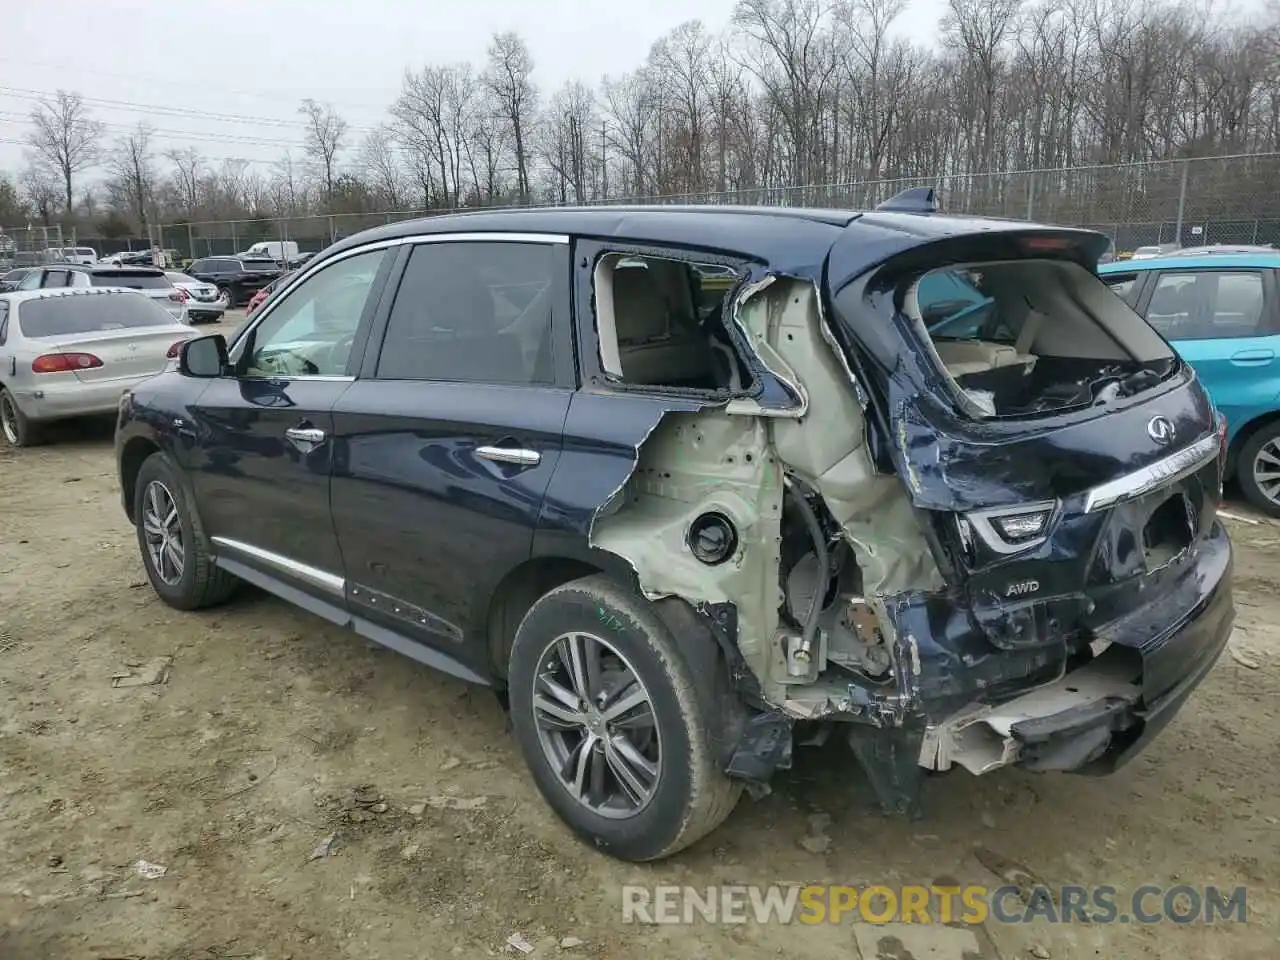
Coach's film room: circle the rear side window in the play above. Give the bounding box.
[376,241,555,385]
[19,295,173,337]
[90,271,170,290]
[42,269,69,287]
[1146,270,1266,340]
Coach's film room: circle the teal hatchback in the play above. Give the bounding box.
[1100,248,1280,514]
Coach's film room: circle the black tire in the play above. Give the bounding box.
[134,452,238,609]
[217,286,235,308]
[0,388,44,447]
[507,574,741,861]
[1237,422,1280,517]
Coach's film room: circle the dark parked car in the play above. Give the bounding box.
[185,256,282,308]
[115,197,1235,861]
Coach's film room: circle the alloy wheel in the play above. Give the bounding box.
[217,287,233,308]
[0,394,18,445]
[531,631,661,819]
[1252,438,1280,507]
[142,480,185,585]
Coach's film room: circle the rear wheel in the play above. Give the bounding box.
[1238,422,1280,517]
[507,574,741,861]
[0,389,43,447]
[134,452,238,609]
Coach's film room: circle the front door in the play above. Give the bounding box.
[186,246,394,596]
[330,236,573,678]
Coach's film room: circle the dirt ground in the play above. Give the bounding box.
[2,320,1278,959]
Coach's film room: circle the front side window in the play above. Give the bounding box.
[243,248,386,378]
[375,241,555,385]
[19,270,44,290]
[1146,270,1266,340]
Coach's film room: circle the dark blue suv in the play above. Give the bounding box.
[116,199,1234,861]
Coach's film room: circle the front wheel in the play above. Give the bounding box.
[1237,421,1280,517]
[216,286,234,309]
[507,574,741,861]
[134,452,238,609]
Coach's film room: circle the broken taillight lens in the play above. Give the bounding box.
[964,501,1058,555]
[993,512,1051,542]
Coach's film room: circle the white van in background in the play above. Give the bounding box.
[243,240,299,262]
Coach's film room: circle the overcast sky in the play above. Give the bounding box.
[0,0,953,177]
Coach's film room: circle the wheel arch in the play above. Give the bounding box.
[120,435,162,523]
[1227,410,1280,476]
[484,555,607,685]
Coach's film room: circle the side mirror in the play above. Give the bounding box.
[179,334,229,378]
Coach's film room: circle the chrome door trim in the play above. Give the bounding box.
[210,536,344,595]
[475,445,542,467]
[1083,433,1219,513]
[285,426,328,444]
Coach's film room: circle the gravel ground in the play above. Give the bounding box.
[1,321,1277,959]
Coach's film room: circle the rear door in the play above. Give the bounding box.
[329,234,573,679]
[1136,267,1279,442]
[186,246,394,594]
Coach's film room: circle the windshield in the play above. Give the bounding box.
[90,271,171,290]
[19,295,175,336]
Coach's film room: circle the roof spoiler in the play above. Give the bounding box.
[875,187,938,214]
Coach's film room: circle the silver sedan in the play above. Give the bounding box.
[165,271,226,323]
[0,288,199,447]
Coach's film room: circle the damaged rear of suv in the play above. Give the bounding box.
[544,194,1232,857]
[120,194,1233,863]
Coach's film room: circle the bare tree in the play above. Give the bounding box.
[106,124,156,233]
[358,125,409,209]
[484,31,538,201]
[166,147,203,217]
[299,99,349,208]
[20,165,59,226]
[26,90,103,214]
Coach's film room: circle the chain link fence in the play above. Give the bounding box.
[2,152,1276,266]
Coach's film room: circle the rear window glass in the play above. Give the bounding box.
[19,295,174,337]
[74,248,94,256]
[909,259,1177,418]
[90,271,170,289]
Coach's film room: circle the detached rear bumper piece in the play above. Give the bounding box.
[921,522,1233,777]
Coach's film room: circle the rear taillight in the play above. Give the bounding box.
[169,290,187,302]
[166,340,185,359]
[32,352,103,373]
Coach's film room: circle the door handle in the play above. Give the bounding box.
[1230,349,1274,366]
[476,445,541,467]
[285,426,327,444]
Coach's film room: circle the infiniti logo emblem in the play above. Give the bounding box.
[1147,415,1176,445]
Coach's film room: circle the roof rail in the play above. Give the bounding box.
[875,187,938,214]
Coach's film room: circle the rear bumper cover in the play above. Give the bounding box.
[921,521,1234,776]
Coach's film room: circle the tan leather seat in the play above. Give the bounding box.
[613,266,712,385]
[934,340,1033,377]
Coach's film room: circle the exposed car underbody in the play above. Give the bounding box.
[584,250,1232,816]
